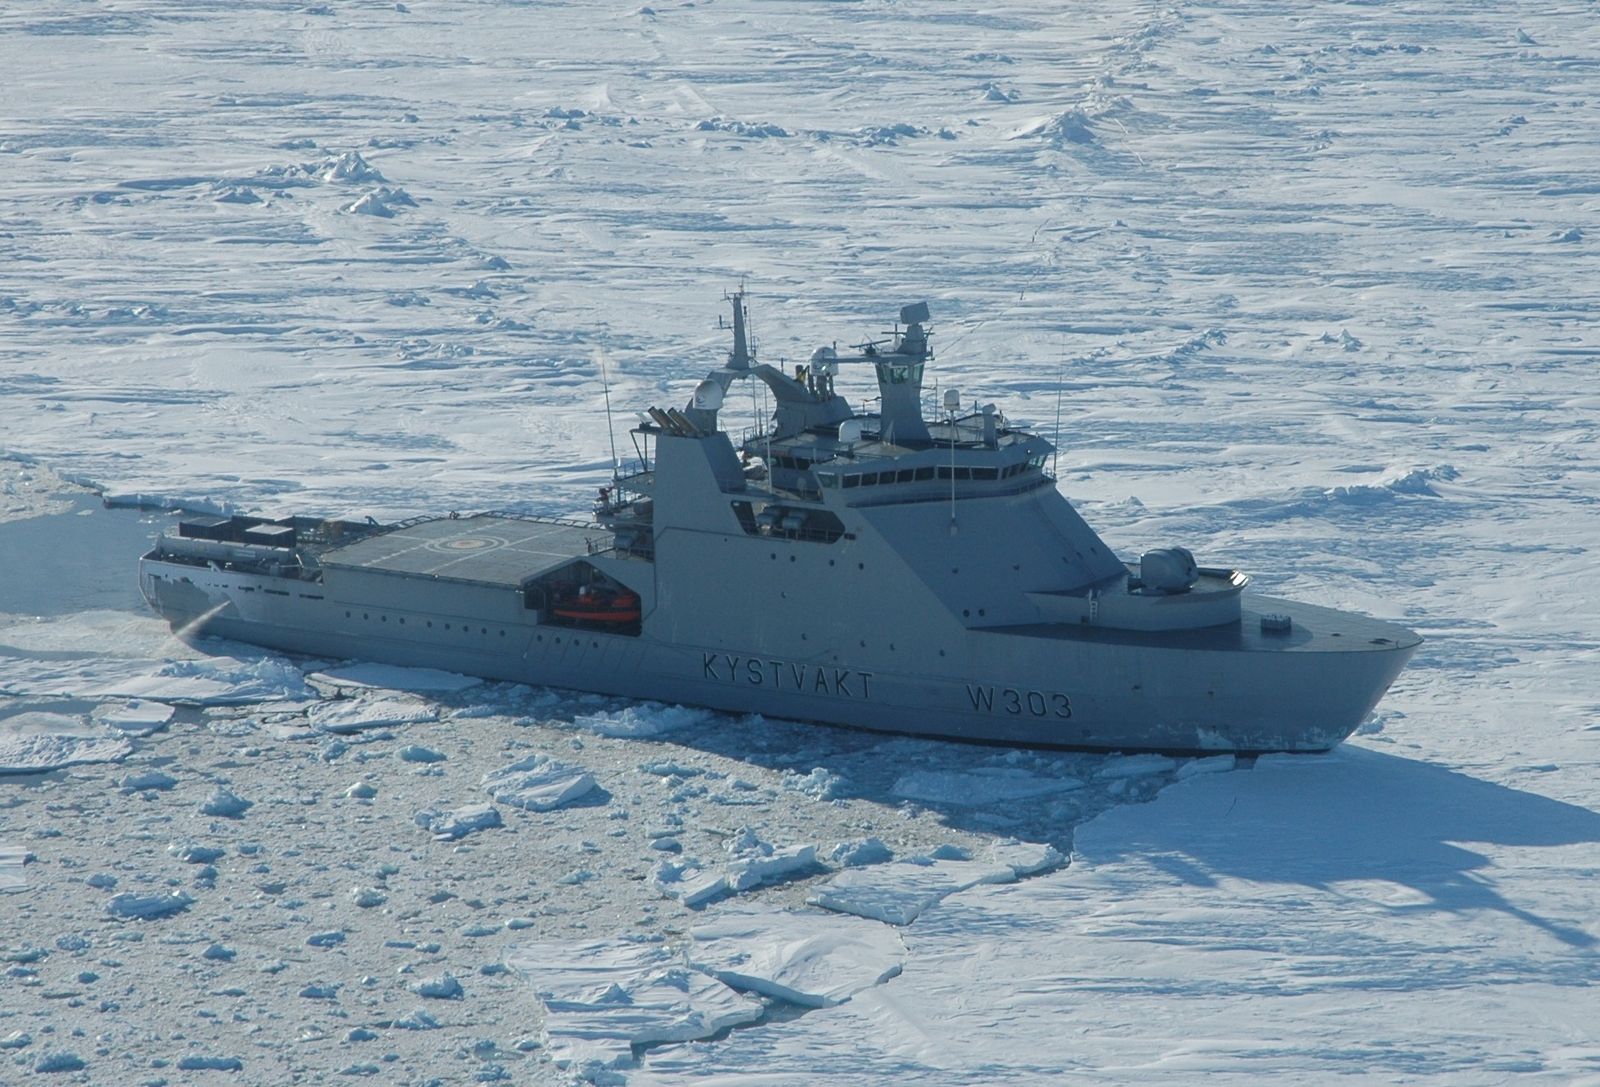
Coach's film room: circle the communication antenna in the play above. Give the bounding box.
[596,347,620,486]
[1052,361,1064,481]
[945,387,961,534]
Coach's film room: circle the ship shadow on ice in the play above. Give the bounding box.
[613,707,1172,857]
[1077,745,1600,950]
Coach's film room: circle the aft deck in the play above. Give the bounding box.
[319,514,610,589]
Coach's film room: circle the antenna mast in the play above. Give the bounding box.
[1052,361,1064,481]
[597,348,620,485]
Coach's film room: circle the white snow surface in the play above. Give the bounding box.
[3,0,1599,1083]
[689,905,906,1008]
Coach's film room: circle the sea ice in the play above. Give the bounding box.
[571,703,713,739]
[308,694,438,734]
[105,891,195,920]
[504,940,763,1078]
[410,972,464,999]
[1093,753,1179,780]
[33,1051,86,1073]
[988,839,1064,877]
[307,662,481,692]
[120,770,178,792]
[482,754,598,811]
[651,862,730,909]
[723,829,818,893]
[891,766,1081,806]
[415,803,502,841]
[1,842,27,893]
[829,838,893,867]
[167,841,225,864]
[0,731,132,775]
[199,786,252,818]
[93,699,174,735]
[809,856,1021,925]
[689,905,905,1008]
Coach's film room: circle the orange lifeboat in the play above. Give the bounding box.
[552,587,641,625]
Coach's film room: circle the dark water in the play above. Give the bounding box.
[0,497,175,618]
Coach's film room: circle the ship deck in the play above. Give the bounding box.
[318,514,607,588]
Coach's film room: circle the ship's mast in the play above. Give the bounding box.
[728,289,751,371]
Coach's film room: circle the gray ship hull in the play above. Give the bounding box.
[137,297,1421,754]
[140,523,1417,753]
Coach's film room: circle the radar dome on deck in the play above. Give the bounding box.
[692,379,725,411]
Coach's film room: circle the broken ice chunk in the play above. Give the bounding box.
[410,972,464,999]
[723,827,819,893]
[307,662,480,692]
[689,905,905,1008]
[988,838,1064,877]
[504,940,762,1077]
[481,755,598,811]
[1,842,28,893]
[167,841,225,864]
[105,891,194,920]
[414,804,502,841]
[120,770,178,793]
[199,786,252,818]
[0,731,131,775]
[307,692,437,734]
[830,838,893,867]
[94,700,174,735]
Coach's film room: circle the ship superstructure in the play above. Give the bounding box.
[140,295,1419,752]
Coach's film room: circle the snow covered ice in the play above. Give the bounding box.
[4,0,1600,1083]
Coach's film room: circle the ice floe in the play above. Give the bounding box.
[308,693,438,734]
[809,853,1033,926]
[307,662,481,692]
[93,699,174,735]
[1,842,28,893]
[689,906,905,1008]
[414,803,502,841]
[482,754,598,811]
[0,720,132,774]
[105,891,195,920]
[504,940,763,1079]
[571,704,713,739]
[0,655,310,705]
